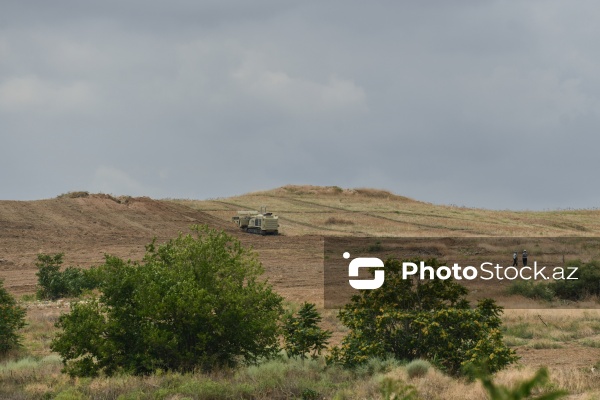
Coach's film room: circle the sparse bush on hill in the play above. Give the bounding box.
[57,191,90,199]
[0,279,26,357]
[51,225,284,377]
[327,258,518,376]
[324,217,354,225]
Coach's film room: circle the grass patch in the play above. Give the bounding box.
[507,280,555,302]
[528,340,564,349]
[503,336,529,347]
[503,322,535,339]
[580,339,600,348]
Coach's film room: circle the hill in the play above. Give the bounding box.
[2,185,600,298]
[0,193,231,294]
[173,184,600,237]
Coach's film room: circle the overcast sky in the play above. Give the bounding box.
[1,1,599,210]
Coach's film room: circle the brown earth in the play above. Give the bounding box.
[0,193,324,304]
[1,186,600,370]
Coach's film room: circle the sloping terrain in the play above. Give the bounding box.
[174,185,600,237]
[0,193,231,294]
[2,186,600,371]
[3,185,600,299]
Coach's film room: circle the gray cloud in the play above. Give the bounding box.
[1,1,600,209]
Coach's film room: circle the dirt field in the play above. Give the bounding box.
[1,185,600,371]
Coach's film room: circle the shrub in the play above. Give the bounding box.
[327,258,518,376]
[35,254,100,300]
[551,260,600,301]
[283,302,332,360]
[406,359,430,379]
[35,253,65,300]
[324,217,354,226]
[355,357,401,376]
[51,225,284,377]
[0,279,26,356]
[507,280,555,302]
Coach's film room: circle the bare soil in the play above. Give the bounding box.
[1,187,600,369]
[0,194,323,304]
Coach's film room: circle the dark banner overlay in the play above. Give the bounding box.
[324,237,600,309]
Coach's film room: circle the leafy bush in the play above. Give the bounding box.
[550,260,600,301]
[507,280,555,302]
[35,254,100,300]
[35,253,65,300]
[327,258,518,376]
[0,279,26,356]
[406,359,430,379]
[51,225,284,377]
[283,302,332,360]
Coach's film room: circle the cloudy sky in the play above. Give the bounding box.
[1,1,599,210]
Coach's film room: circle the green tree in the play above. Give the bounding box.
[51,225,284,377]
[327,258,518,376]
[283,302,332,360]
[35,253,65,300]
[0,279,26,356]
[36,254,100,300]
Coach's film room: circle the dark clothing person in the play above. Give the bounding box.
[512,252,518,267]
[522,250,528,267]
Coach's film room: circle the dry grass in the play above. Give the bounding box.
[171,185,600,237]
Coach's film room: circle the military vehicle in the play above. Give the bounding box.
[232,206,279,235]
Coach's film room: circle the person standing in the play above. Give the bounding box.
[522,250,528,267]
[512,251,518,267]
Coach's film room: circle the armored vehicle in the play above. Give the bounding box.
[232,207,279,235]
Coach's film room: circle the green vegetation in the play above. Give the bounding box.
[3,298,597,398]
[476,367,567,400]
[0,279,26,356]
[551,260,600,300]
[327,258,518,376]
[50,225,284,377]
[507,281,555,302]
[283,302,332,360]
[35,254,99,300]
[406,359,431,379]
[507,260,600,303]
[9,223,600,398]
